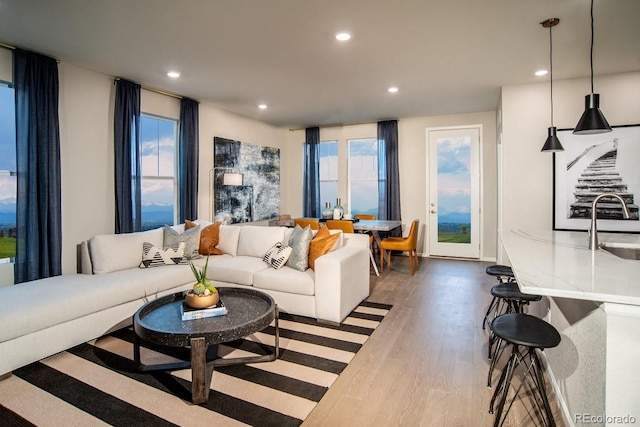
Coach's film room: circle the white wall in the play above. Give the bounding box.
[285,111,498,261]
[500,71,640,234]
[196,105,286,223]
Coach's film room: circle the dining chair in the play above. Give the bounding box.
[293,218,320,230]
[327,220,379,276]
[353,214,376,220]
[379,219,420,275]
[325,219,355,233]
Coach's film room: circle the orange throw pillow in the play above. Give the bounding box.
[308,226,340,270]
[186,220,223,255]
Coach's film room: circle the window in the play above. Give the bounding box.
[0,83,16,262]
[348,138,379,217]
[139,114,178,231]
[319,140,338,208]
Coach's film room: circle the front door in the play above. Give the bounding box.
[427,126,480,259]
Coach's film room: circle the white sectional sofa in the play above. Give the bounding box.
[0,222,370,377]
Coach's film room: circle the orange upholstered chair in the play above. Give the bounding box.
[353,214,376,220]
[325,219,355,233]
[294,218,320,230]
[379,219,420,275]
[327,220,380,276]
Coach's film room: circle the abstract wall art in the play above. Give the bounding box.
[213,137,280,223]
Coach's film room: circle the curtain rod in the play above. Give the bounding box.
[288,118,398,132]
[2,41,184,101]
[0,40,60,63]
[114,77,183,100]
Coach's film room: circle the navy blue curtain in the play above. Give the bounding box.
[114,79,141,233]
[378,120,401,227]
[13,49,62,283]
[303,127,321,217]
[178,97,199,222]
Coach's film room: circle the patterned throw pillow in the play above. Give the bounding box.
[285,225,314,271]
[163,224,201,259]
[140,242,186,268]
[262,242,293,270]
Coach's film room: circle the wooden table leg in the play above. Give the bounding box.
[190,337,214,404]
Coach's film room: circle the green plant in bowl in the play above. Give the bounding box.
[186,256,219,308]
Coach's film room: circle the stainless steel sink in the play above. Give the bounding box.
[600,242,640,260]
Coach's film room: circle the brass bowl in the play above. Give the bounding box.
[185,292,220,309]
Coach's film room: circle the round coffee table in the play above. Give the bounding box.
[133,287,279,404]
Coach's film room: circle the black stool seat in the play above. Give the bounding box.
[491,283,542,303]
[486,265,514,278]
[489,313,561,427]
[491,313,560,349]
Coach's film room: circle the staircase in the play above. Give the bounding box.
[569,150,639,219]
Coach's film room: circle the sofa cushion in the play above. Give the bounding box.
[0,266,195,343]
[237,226,286,258]
[140,241,186,268]
[90,228,163,274]
[218,225,241,256]
[208,256,267,286]
[285,225,313,271]
[254,266,315,296]
[163,225,201,259]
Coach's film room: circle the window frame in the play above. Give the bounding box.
[318,139,339,209]
[347,137,379,217]
[138,112,179,228]
[0,81,16,262]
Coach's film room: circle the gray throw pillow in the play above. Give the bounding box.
[163,225,201,259]
[285,225,313,271]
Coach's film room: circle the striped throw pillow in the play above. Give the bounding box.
[140,241,187,268]
[262,242,293,270]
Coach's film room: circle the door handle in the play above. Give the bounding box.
[430,210,437,214]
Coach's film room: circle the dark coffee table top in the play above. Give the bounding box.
[133,287,276,347]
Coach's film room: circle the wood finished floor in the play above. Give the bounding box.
[303,256,567,427]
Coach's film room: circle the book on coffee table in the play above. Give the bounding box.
[181,299,228,321]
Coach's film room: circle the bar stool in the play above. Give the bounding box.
[489,313,561,427]
[486,284,543,386]
[482,265,516,331]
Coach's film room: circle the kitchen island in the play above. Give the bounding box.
[500,229,640,426]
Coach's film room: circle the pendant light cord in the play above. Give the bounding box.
[549,25,554,126]
[590,0,595,93]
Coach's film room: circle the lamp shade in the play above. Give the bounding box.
[541,127,564,152]
[222,172,243,186]
[573,93,612,135]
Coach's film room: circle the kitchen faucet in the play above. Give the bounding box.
[588,193,631,250]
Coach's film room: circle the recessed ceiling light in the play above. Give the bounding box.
[388,86,399,93]
[335,32,352,41]
[167,71,180,78]
[258,104,268,110]
[535,69,548,76]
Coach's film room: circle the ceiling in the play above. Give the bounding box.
[1,0,639,128]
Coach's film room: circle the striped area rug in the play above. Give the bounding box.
[0,301,391,427]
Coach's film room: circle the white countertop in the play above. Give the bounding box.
[500,229,640,306]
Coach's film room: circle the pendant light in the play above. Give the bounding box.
[541,18,564,152]
[573,0,612,135]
